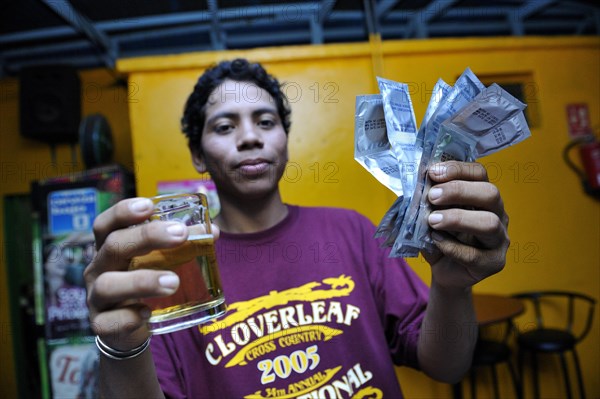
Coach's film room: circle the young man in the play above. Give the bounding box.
[86,59,509,398]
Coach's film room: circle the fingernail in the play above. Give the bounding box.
[429,212,443,225]
[159,274,179,290]
[430,164,447,177]
[130,198,153,213]
[429,187,443,200]
[166,223,185,237]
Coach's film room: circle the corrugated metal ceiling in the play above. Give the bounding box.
[0,0,598,77]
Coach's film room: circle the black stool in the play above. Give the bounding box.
[513,291,596,399]
[453,319,520,399]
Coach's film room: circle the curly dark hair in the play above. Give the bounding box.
[181,58,292,152]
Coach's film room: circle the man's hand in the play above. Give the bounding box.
[84,197,189,351]
[423,161,510,290]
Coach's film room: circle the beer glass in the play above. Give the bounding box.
[129,193,226,334]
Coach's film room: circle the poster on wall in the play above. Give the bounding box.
[31,164,136,398]
[47,340,99,399]
[566,103,592,138]
[42,232,95,339]
[47,188,98,235]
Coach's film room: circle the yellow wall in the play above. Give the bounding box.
[1,36,598,398]
[0,69,133,398]
[119,36,599,398]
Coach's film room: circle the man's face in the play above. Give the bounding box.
[194,79,288,200]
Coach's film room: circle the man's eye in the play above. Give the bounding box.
[214,124,234,134]
[258,119,275,128]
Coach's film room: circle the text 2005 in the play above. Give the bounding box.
[257,345,320,384]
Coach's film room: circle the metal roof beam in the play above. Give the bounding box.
[430,19,581,34]
[0,3,320,46]
[310,19,324,44]
[508,0,555,36]
[516,0,557,19]
[229,25,370,48]
[444,7,512,18]
[419,0,461,22]
[363,0,379,36]
[5,54,109,74]
[405,0,459,38]
[0,26,77,45]
[507,13,524,36]
[317,0,336,23]
[228,30,311,47]
[39,0,116,68]
[374,16,589,38]
[447,5,586,19]
[375,0,399,20]
[2,38,92,59]
[117,16,304,45]
[120,25,369,51]
[311,0,336,44]
[113,24,211,44]
[3,17,590,74]
[207,0,226,49]
[122,44,213,58]
[0,55,5,79]
[575,15,593,34]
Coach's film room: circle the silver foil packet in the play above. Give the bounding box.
[407,83,531,254]
[394,68,485,257]
[355,71,531,258]
[372,78,418,249]
[376,77,419,186]
[354,94,403,197]
[376,79,450,254]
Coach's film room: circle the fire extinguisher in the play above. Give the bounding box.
[563,133,600,200]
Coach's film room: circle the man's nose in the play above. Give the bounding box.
[237,120,263,149]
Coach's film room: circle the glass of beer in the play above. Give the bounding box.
[129,193,226,334]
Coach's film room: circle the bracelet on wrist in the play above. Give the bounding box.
[95,335,151,361]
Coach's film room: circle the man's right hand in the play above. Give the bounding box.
[84,197,188,351]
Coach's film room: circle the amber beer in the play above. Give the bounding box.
[129,193,226,334]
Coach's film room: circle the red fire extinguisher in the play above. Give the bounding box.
[563,133,600,200]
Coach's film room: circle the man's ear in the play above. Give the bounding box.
[190,147,207,174]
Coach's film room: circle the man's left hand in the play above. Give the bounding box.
[423,161,510,290]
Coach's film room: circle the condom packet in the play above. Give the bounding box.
[371,78,418,246]
[376,79,451,253]
[406,127,479,254]
[413,78,453,174]
[376,77,419,193]
[408,84,531,254]
[391,80,452,244]
[354,94,404,197]
[393,68,485,256]
[475,112,531,157]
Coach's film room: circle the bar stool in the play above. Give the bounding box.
[453,319,521,399]
[512,291,596,399]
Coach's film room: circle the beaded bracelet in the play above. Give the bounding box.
[95,335,152,361]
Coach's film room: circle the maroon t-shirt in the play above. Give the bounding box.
[151,205,429,398]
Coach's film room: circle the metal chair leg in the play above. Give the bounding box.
[518,348,525,399]
[491,365,500,399]
[470,368,478,399]
[559,352,573,399]
[507,360,522,399]
[571,349,586,399]
[452,382,463,399]
[531,352,540,399]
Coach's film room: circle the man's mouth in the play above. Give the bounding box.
[236,159,270,176]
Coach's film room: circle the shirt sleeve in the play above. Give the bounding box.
[150,333,187,399]
[359,213,429,368]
